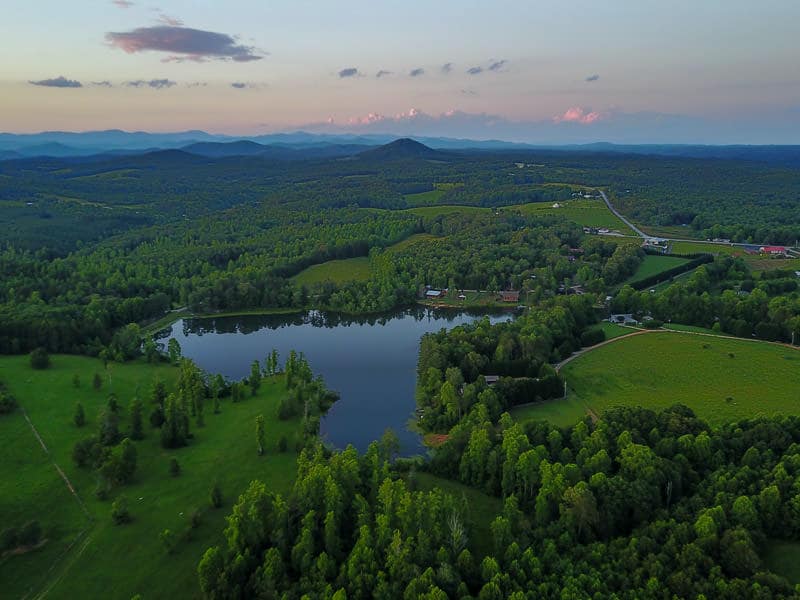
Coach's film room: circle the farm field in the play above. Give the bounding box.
[744,257,799,272]
[624,255,690,285]
[671,240,742,256]
[512,331,800,427]
[403,189,446,206]
[513,199,634,233]
[291,256,371,286]
[404,204,488,218]
[0,355,302,600]
[590,321,632,340]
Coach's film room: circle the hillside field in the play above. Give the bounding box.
[0,355,302,600]
[623,254,690,285]
[512,331,800,427]
[291,256,371,286]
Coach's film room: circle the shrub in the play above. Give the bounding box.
[29,347,50,370]
[580,328,606,347]
[73,402,86,427]
[169,457,181,477]
[210,482,223,509]
[111,496,131,525]
[0,527,19,552]
[0,390,17,415]
[277,435,288,452]
[17,521,42,547]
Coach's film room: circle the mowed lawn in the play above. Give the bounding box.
[671,240,742,256]
[513,332,800,427]
[292,256,371,286]
[0,354,302,600]
[624,255,689,285]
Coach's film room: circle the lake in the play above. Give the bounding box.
[160,308,514,455]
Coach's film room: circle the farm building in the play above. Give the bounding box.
[609,314,639,325]
[499,290,520,302]
[759,246,788,256]
[425,289,444,298]
[484,375,500,386]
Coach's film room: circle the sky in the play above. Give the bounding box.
[1,0,799,143]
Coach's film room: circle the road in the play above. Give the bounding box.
[598,190,650,239]
[598,189,799,254]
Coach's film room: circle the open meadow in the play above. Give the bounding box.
[0,355,302,600]
[623,254,690,285]
[513,331,800,427]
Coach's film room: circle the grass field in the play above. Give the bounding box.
[0,355,302,600]
[413,473,502,557]
[671,241,742,256]
[624,255,690,285]
[403,189,446,206]
[513,199,634,233]
[292,256,371,286]
[744,257,799,272]
[404,205,488,218]
[662,323,731,336]
[590,321,632,341]
[512,331,800,427]
[763,540,800,584]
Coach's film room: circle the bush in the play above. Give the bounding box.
[0,527,18,552]
[29,347,50,370]
[580,328,606,347]
[210,482,223,509]
[169,457,181,477]
[73,402,86,427]
[111,496,131,525]
[190,509,202,529]
[277,436,288,452]
[17,521,42,547]
[642,319,663,329]
[0,390,17,415]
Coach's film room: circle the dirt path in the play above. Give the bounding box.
[555,328,654,372]
[18,406,94,600]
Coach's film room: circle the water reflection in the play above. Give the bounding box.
[160,307,515,455]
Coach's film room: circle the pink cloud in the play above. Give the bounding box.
[553,106,602,124]
[347,112,387,125]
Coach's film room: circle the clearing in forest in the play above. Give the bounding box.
[512,331,800,427]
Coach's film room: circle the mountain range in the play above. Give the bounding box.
[1,129,799,166]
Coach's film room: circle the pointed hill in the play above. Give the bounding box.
[356,138,450,161]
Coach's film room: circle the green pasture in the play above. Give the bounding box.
[513,331,800,427]
[0,354,302,600]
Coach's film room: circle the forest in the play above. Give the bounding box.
[199,406,800,599]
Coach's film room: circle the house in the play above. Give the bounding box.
[425,289,444,298]
[484,375,500,386]
[567,285,585,295]
[499,290,520,303]
[795,271,800,278]
[609,313,639,325]
[759,246,788,256]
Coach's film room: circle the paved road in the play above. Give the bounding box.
[598,190,649,239]
[598,189,799,253]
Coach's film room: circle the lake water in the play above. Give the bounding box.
[160,308,514,455]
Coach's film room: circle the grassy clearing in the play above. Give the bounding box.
[744,257,799,272]
[404,205,488,218]
[624,255,690,285]
[414,473,502,558]
[292,256,371,286]
[663,323,731,336]
[671,241,742,256]
[763,540,800,584]
[590,321,632,341]
[403,189,446,206]
[384,233,439,254]
[0,354,302,600]
[513,199,633,233]
[513,331,800,428]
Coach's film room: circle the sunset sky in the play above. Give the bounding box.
[2,0,799,142]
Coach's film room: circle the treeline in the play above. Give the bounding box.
[198,406,800,598]
[416,295,596,431]
[613,257,800,342]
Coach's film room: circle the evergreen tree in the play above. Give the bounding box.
[129,398,144,440]
[73,402,86,427]
[255,414,266,456]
